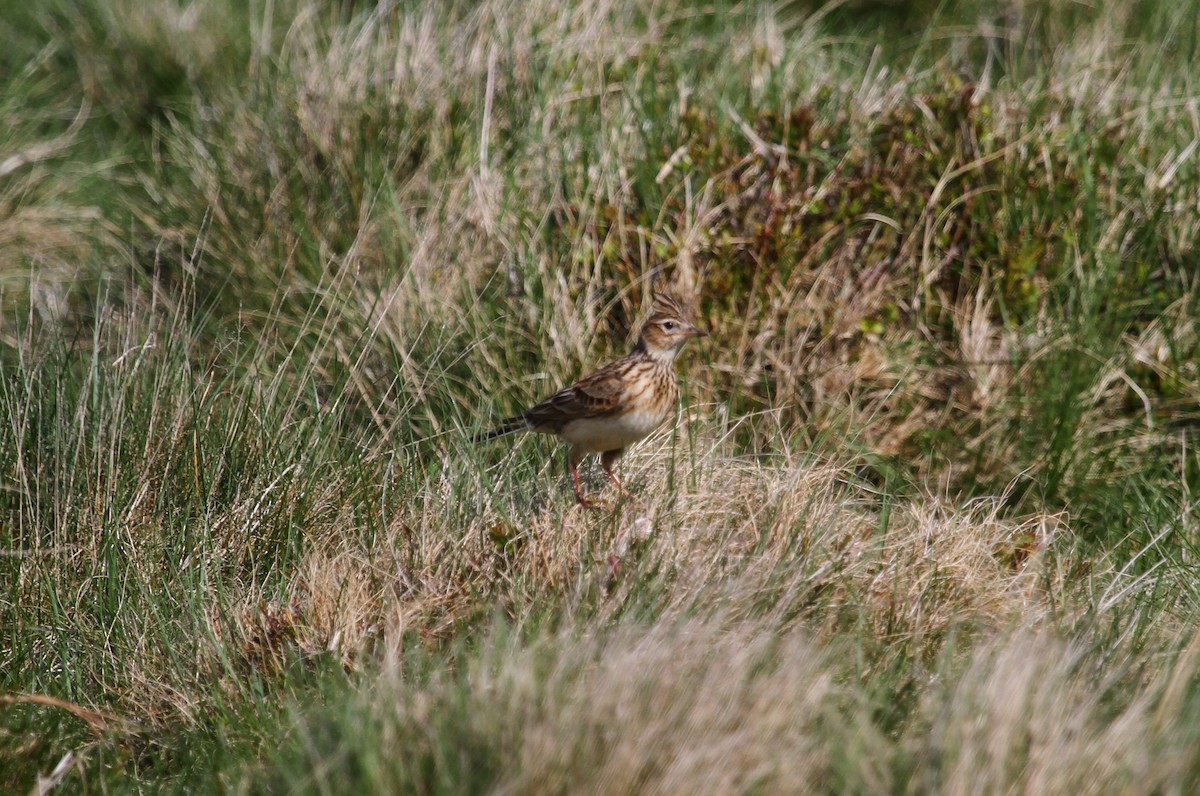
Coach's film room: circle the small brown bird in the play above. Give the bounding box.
[486,293,707,507]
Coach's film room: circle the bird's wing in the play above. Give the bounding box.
[523,359,627,431]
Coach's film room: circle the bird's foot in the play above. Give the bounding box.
[601,466,639,505]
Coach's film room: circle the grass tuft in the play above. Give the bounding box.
[4,0,1200,790]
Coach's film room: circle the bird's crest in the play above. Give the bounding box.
[647,292,694,324]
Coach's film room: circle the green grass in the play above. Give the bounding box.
[4,0,1200,791]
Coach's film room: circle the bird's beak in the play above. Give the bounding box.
[690,324,709,338]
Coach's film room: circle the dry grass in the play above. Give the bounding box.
[4,0,1200,790]
[232,437,1073,680]
[276,568,1196,793]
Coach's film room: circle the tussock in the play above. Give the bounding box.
[4,0,1200,790]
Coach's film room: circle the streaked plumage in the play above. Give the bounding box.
[487,293,707,507]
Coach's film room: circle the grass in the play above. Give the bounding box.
[4,0,1200,791]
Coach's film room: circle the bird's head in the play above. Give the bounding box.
[636,292,707,359]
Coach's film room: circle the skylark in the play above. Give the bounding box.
[486,293,707,507]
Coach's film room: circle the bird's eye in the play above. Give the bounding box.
[662,320,677,330]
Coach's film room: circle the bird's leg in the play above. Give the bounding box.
[572,466,595,509]
[569,449,596,509]
[600,449,636,500]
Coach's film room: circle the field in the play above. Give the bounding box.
[4,0,1200,791]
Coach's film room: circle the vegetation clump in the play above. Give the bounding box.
[3,0,1200,791]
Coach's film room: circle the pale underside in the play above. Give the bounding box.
[549,405,672,455]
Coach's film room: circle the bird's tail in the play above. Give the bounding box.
[478,416,530,442]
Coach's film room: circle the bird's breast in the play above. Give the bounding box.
[550,359,680,453]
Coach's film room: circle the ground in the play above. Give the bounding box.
[3,0,1200,792]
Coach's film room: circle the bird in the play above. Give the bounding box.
[485,292,707,507]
